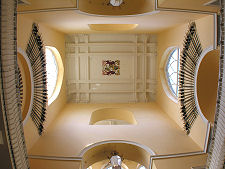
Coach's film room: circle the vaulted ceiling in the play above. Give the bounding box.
[17,0,219,34]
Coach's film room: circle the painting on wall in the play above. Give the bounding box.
[102,60,120,75]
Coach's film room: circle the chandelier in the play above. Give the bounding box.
[109,0,123,7]
[110,154,122,169]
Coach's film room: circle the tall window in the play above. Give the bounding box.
[45,47,58,99]
[165,48,180,97]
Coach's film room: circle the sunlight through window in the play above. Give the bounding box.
[46,47,58,99]
[165,48,180,97]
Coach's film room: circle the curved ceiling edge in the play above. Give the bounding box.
[194,45,214,125]
[75,9,159,17]
[77,0,155,16]
[17,47,34,126]
[78,140,156,157]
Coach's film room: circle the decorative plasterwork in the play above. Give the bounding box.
[65,34,157,103]
[102,60,120,76]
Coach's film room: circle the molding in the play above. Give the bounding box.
[149,151,206,169]
[78,140,156,157]
[149,2,217,169]
[45,46,64,106]
[155,0,217,15]
[17,7,78,14]
[28,155,82,161]
[149,121,211,169]
[74,8,160,18]
[0,130,3,145]
[203,122,211,153]
[17,47,34,126]
[191,166,206,169]
[155,0,217,50]
[159,46,179,103]
[66,34,157,103]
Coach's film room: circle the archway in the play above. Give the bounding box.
[197,49,219,123]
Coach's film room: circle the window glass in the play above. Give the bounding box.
[46,48,58,99]
[165,48,180,97]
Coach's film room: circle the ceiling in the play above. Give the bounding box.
[18,11,208,34]
[17,0,219,34]
[158,0,219,12]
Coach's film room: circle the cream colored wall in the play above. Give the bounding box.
[156,15,214,149]
[29,159,81,169]
[89,108,137,125]
[29,103,200,158]
[17,15,67,150]
[153,153,207,169]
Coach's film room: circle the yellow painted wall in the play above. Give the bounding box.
[29,103,200,158]
[89,108,137,125]
[29,159,81,169]
[156,15,214,149]
[153,153,207,169]
[90,159,139,169]
[82,143,149,168]
[197,50,219,123]
[17,52,32,121]
[17,14,67,150]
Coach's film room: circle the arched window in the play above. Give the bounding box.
[46,47,58,98]
[45,46,64,105]
[165,48,180,97]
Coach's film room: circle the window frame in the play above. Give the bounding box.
[159,47,180,103]
[45,46,64,105]
[46,47,59,100]
[164,48,180,98]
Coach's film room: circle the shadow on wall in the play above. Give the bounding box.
[81,141,154,169]
[197,49,219,123]
[89,108,137,125]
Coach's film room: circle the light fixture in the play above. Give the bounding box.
[109,0,123,7]
[109,151,122,169]
[110,155,122,168]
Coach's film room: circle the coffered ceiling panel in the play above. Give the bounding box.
[66,34,157,103]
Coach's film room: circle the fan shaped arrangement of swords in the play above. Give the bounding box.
[26,23,47,135]
[179,22,203,134]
